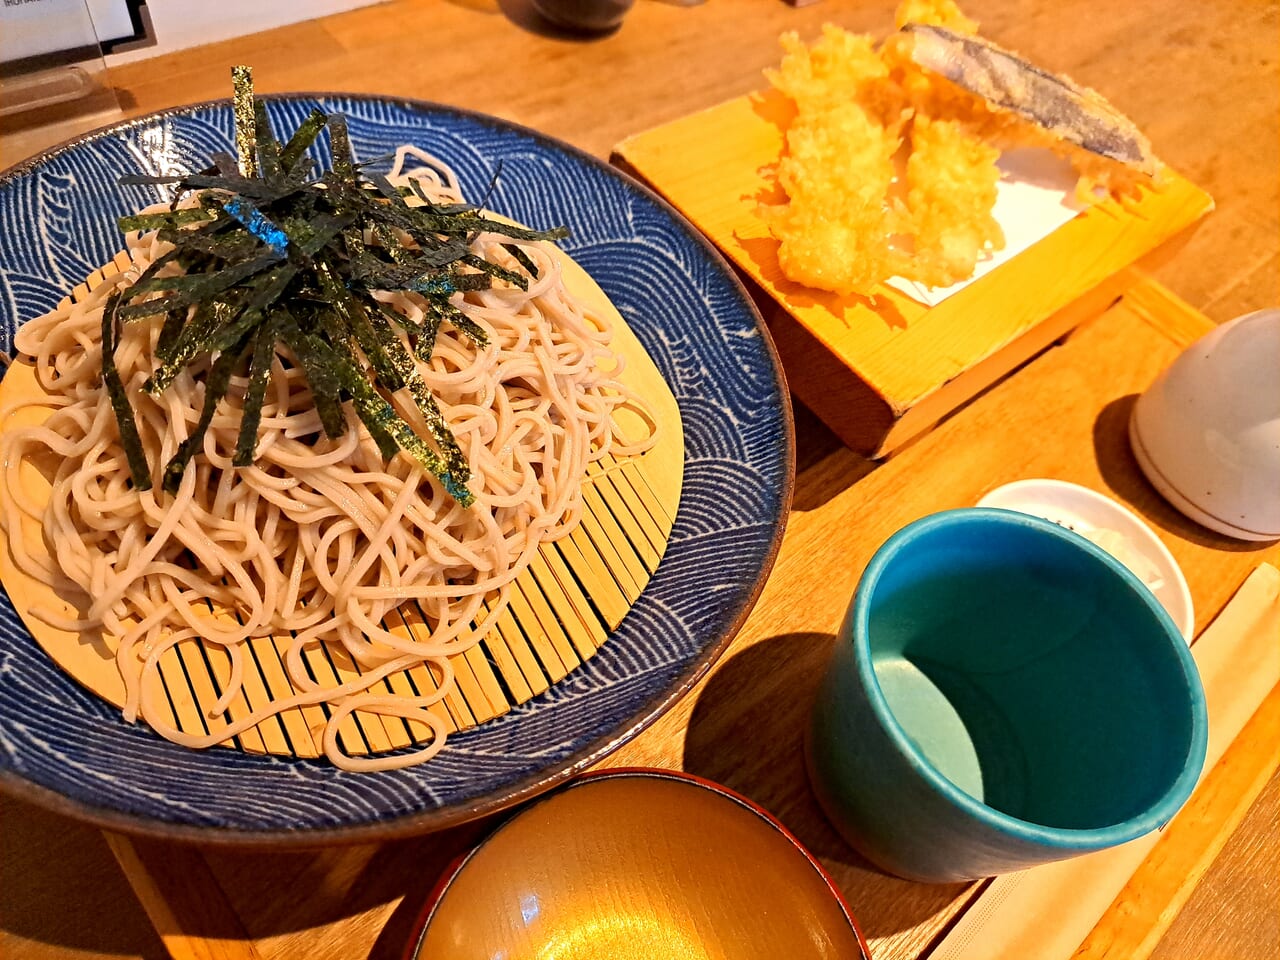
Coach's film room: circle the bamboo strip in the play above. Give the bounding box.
[249,636,323,759]
[492,601,551,697]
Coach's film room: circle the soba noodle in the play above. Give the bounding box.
[0,147,655,771]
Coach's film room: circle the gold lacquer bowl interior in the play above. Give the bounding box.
[410,770,868,960]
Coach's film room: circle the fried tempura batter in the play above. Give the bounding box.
[762,0,1154,297]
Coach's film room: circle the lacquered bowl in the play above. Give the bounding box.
[406,769,870,960]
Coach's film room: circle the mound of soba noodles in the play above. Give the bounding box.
[0,147,654,771]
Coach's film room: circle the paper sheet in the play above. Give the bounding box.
[886,148,1085,307]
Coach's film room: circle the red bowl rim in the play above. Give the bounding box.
[402,766,872,960]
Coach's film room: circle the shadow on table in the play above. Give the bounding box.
[789,400,881,512]
[201,819,494,959]
[0,792,492,958]
[681,631,971,941]
[0,799,494,959]
[0,793,168,959]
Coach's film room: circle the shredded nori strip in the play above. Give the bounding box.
[253,100,283,182]
[279,109,328,171]
[426,297,489,348]
[162,331,253,494]
[146,300,234,392]
[100,292,153,490]
[502,242,540,279]
[155,308,187,358]
[231,65,257,178]
[116,253,282,320]
[283,322,348,440]
[327,114,355,181]
[106,65,569,505]
[414,306,443,362]
[118,207,217,232]
[233,315,282,466]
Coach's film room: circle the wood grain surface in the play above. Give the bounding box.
[1,2,1276,959]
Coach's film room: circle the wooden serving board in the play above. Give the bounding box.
[89,273,1280,960]
[0,246,682,761]
[612,88,1214,458]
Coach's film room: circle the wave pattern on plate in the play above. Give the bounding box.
[0,96,791,834]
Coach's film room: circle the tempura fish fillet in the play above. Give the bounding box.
[903,23,1159,175]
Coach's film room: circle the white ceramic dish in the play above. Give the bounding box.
[978,479,1195,641]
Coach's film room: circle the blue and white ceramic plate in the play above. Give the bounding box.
[0,96,793,843]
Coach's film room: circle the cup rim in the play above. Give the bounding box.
[851,507,1208,850]
[975,478,1196,640]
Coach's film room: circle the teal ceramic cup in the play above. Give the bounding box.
[807,508,1207,883]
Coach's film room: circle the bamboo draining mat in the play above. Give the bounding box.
[0,246,682,760]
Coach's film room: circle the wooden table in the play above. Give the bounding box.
[1,2,1276,959]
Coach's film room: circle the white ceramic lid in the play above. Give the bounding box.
[1129,308,1280,542]
[977,479,1195,642]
